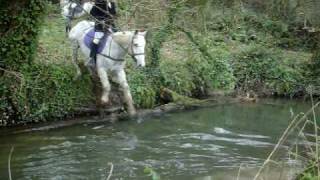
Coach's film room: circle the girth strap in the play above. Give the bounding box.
[98,53,125,62]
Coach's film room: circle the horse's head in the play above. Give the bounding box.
[61,1,93,33]
[130,30,147,68]
[60,0,70,7]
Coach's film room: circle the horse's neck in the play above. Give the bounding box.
[112,32,133,49]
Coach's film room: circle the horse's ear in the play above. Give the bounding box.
[137,29,147,37]
[134,29,147,36]
[140,31,147,37]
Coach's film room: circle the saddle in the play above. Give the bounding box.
[83,28,109,54]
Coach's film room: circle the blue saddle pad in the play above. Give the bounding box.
[84,29,108,54]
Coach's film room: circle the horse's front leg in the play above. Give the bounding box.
[112,70,136,116]
[97,67,111,105]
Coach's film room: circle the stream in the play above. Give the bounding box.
[0,99,316,180]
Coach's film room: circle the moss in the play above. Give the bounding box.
[160,88,202,106]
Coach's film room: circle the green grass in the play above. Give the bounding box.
[36,13,73,65]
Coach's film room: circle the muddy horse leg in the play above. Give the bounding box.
[112,70,136,116]
[97,67,111,105]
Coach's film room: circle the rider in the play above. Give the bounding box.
[89,0,117,67]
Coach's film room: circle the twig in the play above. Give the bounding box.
[253,102,320,180]
[236,163,243,180]
[8,147,14,180]
[278,162,285,180]
[68,1,117,28]
[125,2,143,27]
[0,67,22,80]
[310,94,320,177]
[297,119,314,154]
[105,162,114,180]
[306,120,320,131]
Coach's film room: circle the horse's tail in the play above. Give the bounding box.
[71,41,82,80]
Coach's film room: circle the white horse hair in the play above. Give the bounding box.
[61,1,93,19]
[60,0,69,7]
[60,0,94,32]
[69,20,147,116]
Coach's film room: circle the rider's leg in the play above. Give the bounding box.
[88,31,104,67]
[111,23,118,32]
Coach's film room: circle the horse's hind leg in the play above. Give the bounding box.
[65,17,72,35]
[71,41,82,80]
[97,67,111,105]
[112,70,136,116]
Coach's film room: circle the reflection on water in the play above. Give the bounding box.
[0,99,315,179]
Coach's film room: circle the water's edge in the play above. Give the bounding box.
[0,97,241,136]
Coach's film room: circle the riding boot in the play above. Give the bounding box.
[111,24,118,32]
[88,43,98,67]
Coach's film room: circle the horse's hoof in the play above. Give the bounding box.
[128,109,137,117]
[87,59,96,69]
[101,95,109,105]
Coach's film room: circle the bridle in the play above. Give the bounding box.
[128,32,146,63]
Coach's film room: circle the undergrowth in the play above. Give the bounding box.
[1,2,319,125]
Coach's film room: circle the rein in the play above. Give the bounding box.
[128,33,146,63]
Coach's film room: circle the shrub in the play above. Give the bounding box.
[186,50,235,91]
[0,0,48,124]
[160,60,195,96]
[232,44,303,96]
[127,69,157,108]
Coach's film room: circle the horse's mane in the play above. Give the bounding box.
[112,31,133,46]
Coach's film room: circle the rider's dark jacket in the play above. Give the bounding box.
[90,0,116,32]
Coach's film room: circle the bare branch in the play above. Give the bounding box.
[8,147,14,180]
